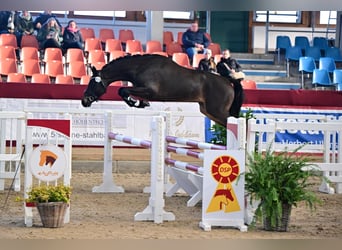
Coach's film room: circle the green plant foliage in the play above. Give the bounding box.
[245,145,322,230]
[26,184,72,203]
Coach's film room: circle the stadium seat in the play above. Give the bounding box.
[105,39,123,53]
[20,47,39,63]
[0,58,17,77]
[312,68,333,89]
[84,38,102,54]
[285,46,303,77]
[295,36,310,53]
[7,73,27,83]
[333,69,342,91]
[305,46,321,62]
[31,73,51,84]
[241,79,257,89]
[163,31,174,46]
[109,50,126,61]
[319,57,336,73]
[79,27,95,40]
[177,32,184,46]
[43,47,63,63]
[276,35,291,63]
[125,40,143,54]
[207,43,221,56]
[0,33,18,48]
[324,47,342,63]
[55,74,75,84]
[45,60,64,78]
[119,29,134,42]
[166,42,183,56]
[99,28,115,44]
[68,61,87,79]
[192,53,206,68]
[298,56,316,88]
[172,52,191,68]
[0,45,17,60]
[20,35,39,49]
[145,40,163,54]
[21,59,41,77]
[313,37,329,55]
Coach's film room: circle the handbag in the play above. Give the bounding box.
[223,63,245,79]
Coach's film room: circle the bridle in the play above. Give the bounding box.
[85,76,107,102]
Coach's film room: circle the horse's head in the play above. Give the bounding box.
[81,66,107,107]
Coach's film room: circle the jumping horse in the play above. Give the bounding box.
[81,54,244,127]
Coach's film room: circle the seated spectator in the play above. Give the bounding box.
[34,11,62,31]
[15,11,34,47]
[182,20,210,62]
[62,20,84,51]
[198,49,217,74]
[37,17,63,50]
[15,11,34,36]
[0,11,21,43]
[216,49,244,80]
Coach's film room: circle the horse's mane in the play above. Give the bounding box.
[106,54,167,67]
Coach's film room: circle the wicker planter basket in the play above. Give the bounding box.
[263,203,292,232]
[36,202,68,228]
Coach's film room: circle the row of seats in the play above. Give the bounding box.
[285,45,342,63]
[276,35,340,63]
[298,56,342,89]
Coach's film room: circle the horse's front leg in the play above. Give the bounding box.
[118,87,150,108]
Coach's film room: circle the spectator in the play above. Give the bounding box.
[182,20,210,62]
[216,49,244,80]
[0,11,21,47]
[62,20,84,51]
[15,11,34,36]
[37,17,63,50]
[33,11,62,31]
[198,49,217,74]
[15,11,35,47]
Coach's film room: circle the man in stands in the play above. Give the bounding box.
[182,20,210,63]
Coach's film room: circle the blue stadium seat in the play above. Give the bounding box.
[276,35,291,63]
[312,68,333,89]
[333,69,342,91]
[298,56,316,88]
[285,46,302,77]
[305,46,321,62]
[324,47,342,63]
[319,57,336,73]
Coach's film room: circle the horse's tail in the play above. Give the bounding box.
[229,78,244,118]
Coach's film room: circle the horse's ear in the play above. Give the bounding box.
[91,66,99,76]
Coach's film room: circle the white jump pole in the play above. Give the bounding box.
[92,111,124,193]
[134,116,175,223]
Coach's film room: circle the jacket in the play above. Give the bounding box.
[182,29,210,49]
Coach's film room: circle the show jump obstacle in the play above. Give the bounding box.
[103,113,248,231]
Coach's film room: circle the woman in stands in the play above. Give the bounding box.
[62,20,84,51]
[37,17,63,51]
[198,49,217,74]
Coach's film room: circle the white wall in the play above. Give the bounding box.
[252,26,332,54]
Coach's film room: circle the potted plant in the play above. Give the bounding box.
[245,145,322,232]
[26,184,71,228]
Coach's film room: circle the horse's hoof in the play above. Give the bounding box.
[140,101,150,108]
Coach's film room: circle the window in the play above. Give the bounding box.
[73,11,126,18]
[319,11,336,25]
[254,11,301,23]
[163,11,193,20]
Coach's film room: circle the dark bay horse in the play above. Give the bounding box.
[81,54,243,127]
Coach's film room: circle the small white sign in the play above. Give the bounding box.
[28,145,67,182]
[200,150,247,232]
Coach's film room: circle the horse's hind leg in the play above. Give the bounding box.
[118,87,151,108]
